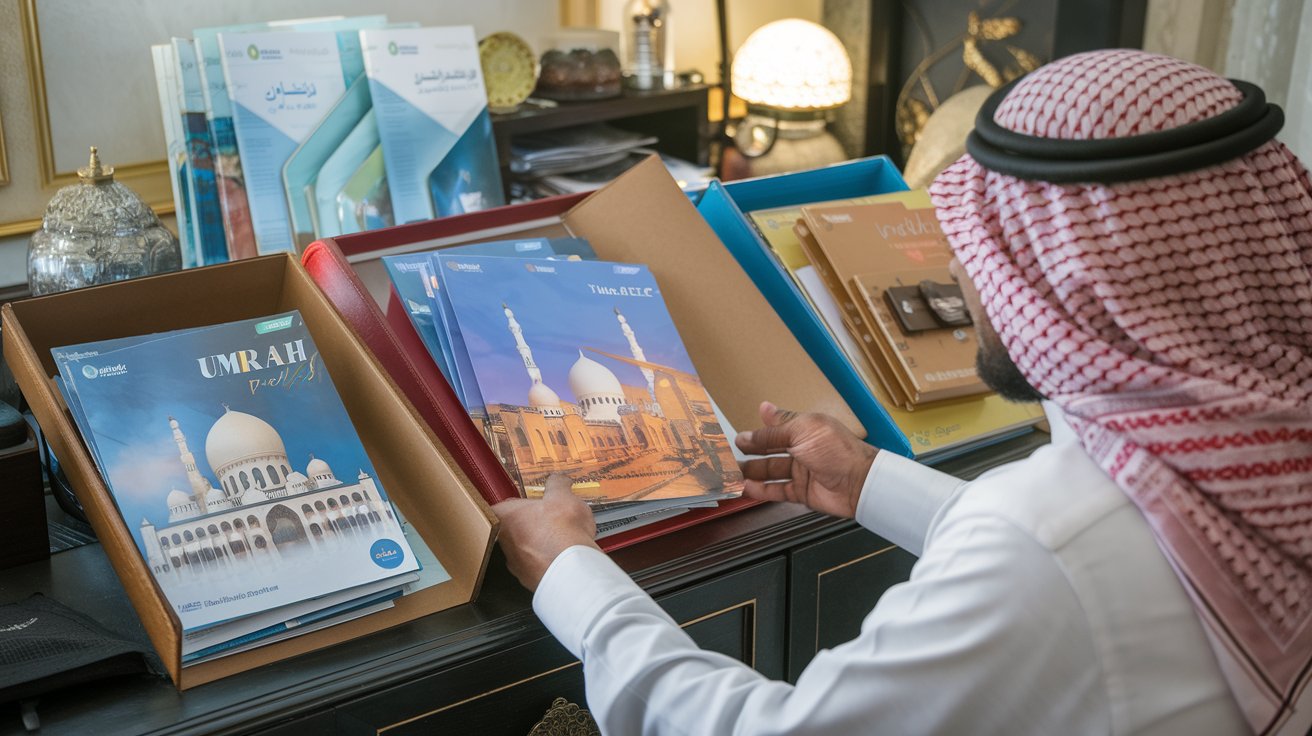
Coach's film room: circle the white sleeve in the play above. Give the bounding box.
[533,515,1109,736]
[854,452,965,556]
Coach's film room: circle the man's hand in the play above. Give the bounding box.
[493,474,600,591]
[735,401,878,519]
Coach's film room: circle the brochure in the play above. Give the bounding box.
[53,311,424,632]
[173,37,230,266]
[220,30,349,254]
[314,110,379,238]
[434,255,744,504]
[361,27,504,224]
[150,43,196,269]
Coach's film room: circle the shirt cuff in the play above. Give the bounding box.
[533,544,643,658]
[854,452,965,556]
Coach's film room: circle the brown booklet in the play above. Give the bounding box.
[797,200,987,408]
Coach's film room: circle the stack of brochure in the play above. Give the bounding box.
[384,238,744,535]
[52,311,448,665]
[507,125,711,200]
[744,189,1046,456]
[150,17,505,261]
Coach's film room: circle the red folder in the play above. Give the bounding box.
[302,200,757,552]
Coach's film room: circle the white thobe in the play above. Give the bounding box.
[533,405,1248,735]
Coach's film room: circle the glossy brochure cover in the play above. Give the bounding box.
[382,238,556,385]
[361,27,505,225]
[53,311,423,632]
[220,30,348,254]
[150,43,196,269]
[173,37,230,266]
[435,254,744,504]
[313,109,378,238]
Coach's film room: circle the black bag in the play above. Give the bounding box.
[0,594,161,731]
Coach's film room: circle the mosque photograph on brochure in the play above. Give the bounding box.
[437,255,743,504]
[52,312,425,634]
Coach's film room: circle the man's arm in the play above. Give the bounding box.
[534,514,1109,736]
[855,452,965,556]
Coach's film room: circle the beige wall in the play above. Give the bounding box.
[0,0,560,290]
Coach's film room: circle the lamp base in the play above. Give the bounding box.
[722,115,848,180]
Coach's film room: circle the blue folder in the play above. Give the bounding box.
[695,157,915,456]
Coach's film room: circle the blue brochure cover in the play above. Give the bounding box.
[361,27,505,224]
[173,37,229,266]
[382,238,556,388]
[220,31,349,254]
[696,157,917,456]
[314,110,378,238]
[284,74,372,249]
[434,254,743,503]
[53,311,421,632]
[150,43,196,269]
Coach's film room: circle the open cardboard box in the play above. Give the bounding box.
[334,156,863,440]
[1,254,497,689]
[304,156,864,550]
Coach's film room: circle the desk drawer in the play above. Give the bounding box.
[337,557,785,735]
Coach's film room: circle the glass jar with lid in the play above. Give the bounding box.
[27,147,182,296]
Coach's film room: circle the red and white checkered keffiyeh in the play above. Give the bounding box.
[930,50,1312,734]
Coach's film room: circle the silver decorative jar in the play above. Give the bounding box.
[27,146,182,296]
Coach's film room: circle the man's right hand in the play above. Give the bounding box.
[735,401,878,519]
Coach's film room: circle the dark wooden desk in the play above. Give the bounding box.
[0,432,1046,735]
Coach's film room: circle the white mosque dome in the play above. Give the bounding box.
[205,408,288,475]
[167,489,192,508]
[528,380,562,408]
[568,353,624,400]
[286,470,309,485]
[307,456,333,478]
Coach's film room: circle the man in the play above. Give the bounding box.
[494,50,1312,735]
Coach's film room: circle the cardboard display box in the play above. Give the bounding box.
[2,254,497,689]
[305,157,863,550]
[696,157,911,453]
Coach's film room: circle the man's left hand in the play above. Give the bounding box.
[493,474,599,591]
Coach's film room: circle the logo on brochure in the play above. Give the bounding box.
[388,41,399,55]
[247,44,259,60]
[446,261,482,273]
[612,265,641,276]
[369,539,405,569]
[525,263,556,273]
[82,363,127,379]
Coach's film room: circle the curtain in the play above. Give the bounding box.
[1224,0,1312,161]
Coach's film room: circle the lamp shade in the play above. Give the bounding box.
[731,19,852,111]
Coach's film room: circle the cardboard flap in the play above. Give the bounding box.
[563,156,861,435]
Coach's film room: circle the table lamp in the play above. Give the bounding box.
[726,19,852,177]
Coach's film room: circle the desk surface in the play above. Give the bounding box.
[0,432,1046,735]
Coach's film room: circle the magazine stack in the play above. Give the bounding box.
[51,310,447,665]
[383,238,744,534]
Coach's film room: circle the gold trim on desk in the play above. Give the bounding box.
[11,0,174,235]
[376,597,759,734]
[815,544,898,652]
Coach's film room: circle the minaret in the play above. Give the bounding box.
[169,416,212,500]
[615,307,656,401]
[504,302,544,384]
[505,302,565,416]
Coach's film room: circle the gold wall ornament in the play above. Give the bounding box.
[529,697,602,736]
[894,2,1043,159]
